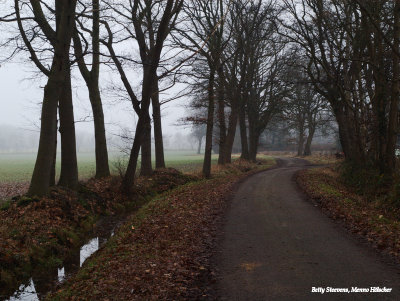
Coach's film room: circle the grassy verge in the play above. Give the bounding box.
[46,158,275,300]
[299,154,340,165]
[297,167,400,261]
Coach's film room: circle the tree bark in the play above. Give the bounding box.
[249,131,260,162]
[28,0,77,196]
[386,0,400,175]
[120,0,183,192]
[197,137,202,154]
[88,83,110,178]
[73,0,110,178]
[58,67,79,190]
[239,99,249,160]
[152,80,166,169]
[123,64,157,191]
[217,67,227,165]
[203,70,216,177]
[303,125,316,156]
[297,123,305,157]
[49,120,57,187]
[140,111,153,176]
[224,106,238,163]
[122,116,145,194]
[248,121,259,162]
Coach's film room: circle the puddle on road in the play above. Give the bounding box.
[6,216,125,301]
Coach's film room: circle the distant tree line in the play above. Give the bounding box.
[0,0,398,196]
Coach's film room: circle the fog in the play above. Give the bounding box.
[0,61,192,154]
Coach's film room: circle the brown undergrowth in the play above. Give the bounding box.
[0,168,196,298]
[297,167,400,263]
[46,159,275,300]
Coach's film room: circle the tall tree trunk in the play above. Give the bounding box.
[249,131,260,162]
[203,70,216,177]
[152,79,166,169]
[333,103,364,165]
[73,0,110,178]
[248,119,258,162]
[239,99,249,160]
[58,67,79,190]
[217,67,227,165]
[297,123,305,157]
[28,0,77,196]
[386,0,400,175]
[140,113,153,176]
[29,75,65,196]
[88,83,110,178]
[303,125,316,156]
[49,120,57,187]
[197,137,202,154]
[224,107,238,164]
[122,116,145,194]
[122,65,155,192]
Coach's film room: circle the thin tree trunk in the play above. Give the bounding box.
[122,116,145,194]
[140,113,153,176]
[58,67,79,190]
[152,80,166,169]
[122,65,155,191]
[297,124,305,157]
[197,137,202,154]
[73,0,110,178]
[88,83,110,178]
[217,67,227,165]
[224,107,238,164]
[239,99,249,160]
[203,70,216,177]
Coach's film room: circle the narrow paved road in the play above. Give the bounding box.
[216,158,400,301]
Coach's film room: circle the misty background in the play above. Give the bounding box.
[0,61,196,154]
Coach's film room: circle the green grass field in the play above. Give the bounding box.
[0,151,219,183]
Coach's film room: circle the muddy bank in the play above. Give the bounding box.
[0,169,195,300]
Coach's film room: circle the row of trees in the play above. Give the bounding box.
[2,0,398,196]
[282,0,400,181]
[1,0,293,196]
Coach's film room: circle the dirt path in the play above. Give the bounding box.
[215,158,400,300]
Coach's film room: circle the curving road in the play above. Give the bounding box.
[215,158,400,300]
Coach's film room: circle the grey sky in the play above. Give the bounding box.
[0,0,193,148]
[0,58,190,142]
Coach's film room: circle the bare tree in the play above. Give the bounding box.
[73,0,110,178]
[11,0,78,195]
[176,0,230,176]
[100,0,183,192]
[282,0,400,180]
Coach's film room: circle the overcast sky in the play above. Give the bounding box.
[0,0,195,150]
[0,58,190,140]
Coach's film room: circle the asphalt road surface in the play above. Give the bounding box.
[215,158,400,301]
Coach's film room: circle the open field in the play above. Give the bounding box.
[0,151,221,183]
[0,151,273,201]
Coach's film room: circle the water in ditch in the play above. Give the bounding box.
[6,216,125,301]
